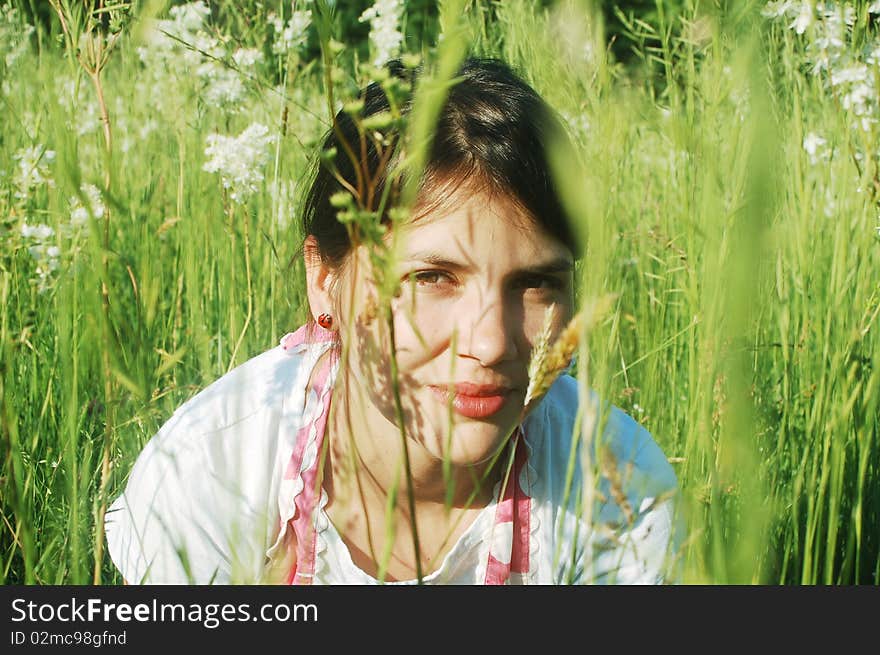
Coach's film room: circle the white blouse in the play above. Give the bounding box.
[105,332,682,585]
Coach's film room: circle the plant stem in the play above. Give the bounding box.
[385,306,423,583]
[227,209,254,373]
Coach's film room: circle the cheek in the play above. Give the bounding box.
[522,299,574,348]
[341,295,449,388]
[390,294,455,365]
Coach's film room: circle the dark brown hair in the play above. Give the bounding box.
[302,56,578,268]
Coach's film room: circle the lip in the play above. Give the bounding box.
[428,383,514,419]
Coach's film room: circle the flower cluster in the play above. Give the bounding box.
[56,79,102,137]
[137,1,264,112]
[0,5,35,69]
[763,2,880,232]
[12,145,56,200]
[136,1,219,68]
[360,0,405,67]
[14,184,106,293]
[270,5,312,56]
[68,184,105,230]
[763,2,880,132]
[19,223,60,293]
[203,123,276,204]
[200,47,264,107]
[802,132,831,165]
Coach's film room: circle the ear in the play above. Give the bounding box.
[303,235,337,322]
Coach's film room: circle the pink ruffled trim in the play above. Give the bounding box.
[280,323,336,353]
[484,429,533,584]
[263,325,337,582]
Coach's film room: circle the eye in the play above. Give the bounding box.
[405,270,457,288]
[515,274,566,292]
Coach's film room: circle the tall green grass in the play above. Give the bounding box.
[0,0,877,584]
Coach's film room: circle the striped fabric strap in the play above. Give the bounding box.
[484,429,531,585]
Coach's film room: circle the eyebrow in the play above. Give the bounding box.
[520,258,575,275]
[403,252,574,275]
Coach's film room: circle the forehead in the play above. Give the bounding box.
[397,183,571,263]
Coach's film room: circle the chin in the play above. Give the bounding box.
[432,422,515,468]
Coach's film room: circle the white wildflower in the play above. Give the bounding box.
[855,115,877,132]
[189,31,225,60]
[810,10,846,54]
[271,9,312,55]
[360,0,405,67]
[831,64,869,86]
[233,48,263,69]
[826,63,876,120]
[1,5,35,67]
[822,186,836,218]
[34,266,57,292]
[12,146,56,198]
[137,2,221,70]
[139,119,159,141]
[809,55,831,75]
[816,2,855,25]
[790,2,813,34]
[810,32,844,57]
[803,132,829,164]
[28,244,60,265]
[203,123,276,203]
[20,223,55,241]
[761,1,794,19]
[199,63,247,107]
[868,2,880,15]
[20,223,60,292]
[57,79,101,136]
[69,184,105,228]
[168,1,211,33]
[841,81,874,114]
[191,48,263,109]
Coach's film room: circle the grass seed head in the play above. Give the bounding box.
[520,294,616,419]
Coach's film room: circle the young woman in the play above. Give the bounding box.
[106,57,681,585]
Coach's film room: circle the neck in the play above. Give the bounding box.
[324,362,497,518]
[316,356,512,581]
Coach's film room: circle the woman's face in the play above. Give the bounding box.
[327,183,575,467]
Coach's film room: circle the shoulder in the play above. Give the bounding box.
[524,374,678,506]
[142,336,331,470]
[105,335,330,584]
[127,342,317,488]
[169,341,317,436]
[524,375,682,584]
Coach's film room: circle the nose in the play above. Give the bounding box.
[458,289,519,366]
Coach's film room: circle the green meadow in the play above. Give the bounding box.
[1,0,878,584]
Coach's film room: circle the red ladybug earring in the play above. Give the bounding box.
[317,313,333,329]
